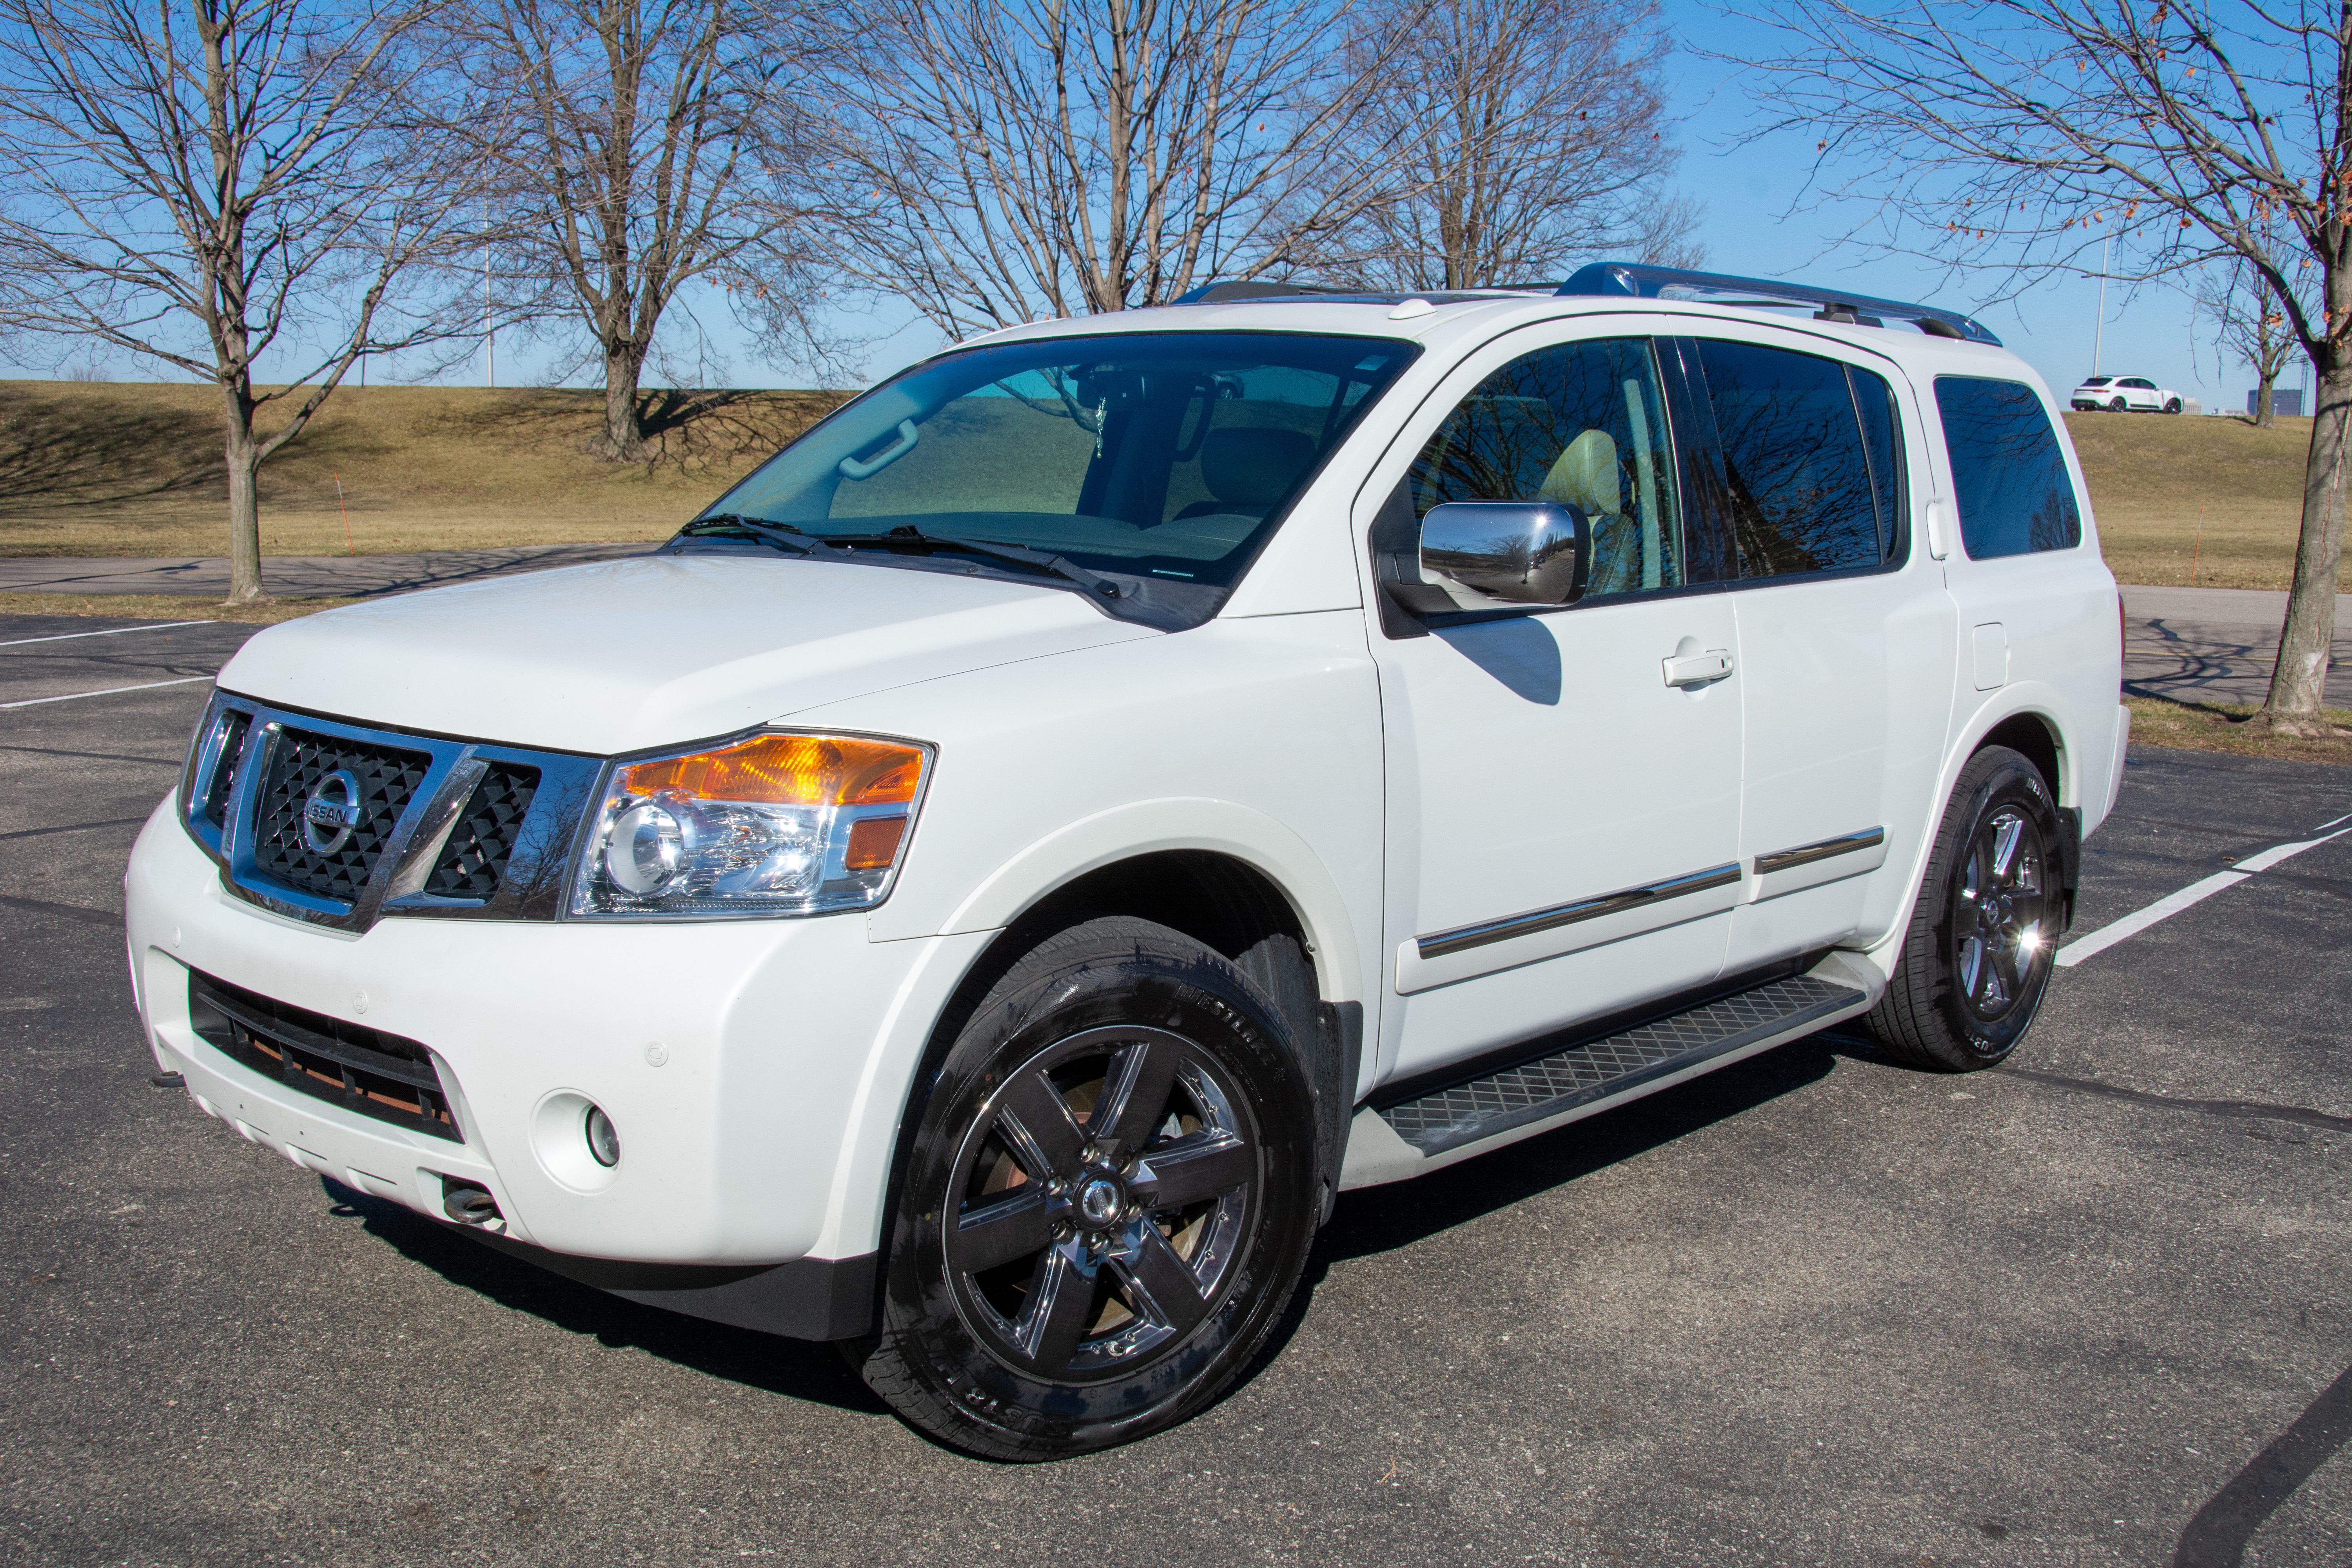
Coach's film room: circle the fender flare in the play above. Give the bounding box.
[1864,682,2084,975]
[935,795,1367,1006]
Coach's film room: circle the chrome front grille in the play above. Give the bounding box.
[423,762,540,899]
[250,728,432,901]
[179,693,602,932]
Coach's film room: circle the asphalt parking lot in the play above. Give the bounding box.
[4,611,2347,1568]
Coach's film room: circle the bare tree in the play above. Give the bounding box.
[1731,0,2351,732]
[449,0,829,461]
[1327,0,1702,290]
[0,0,481,603]
[2199,256,2300,423]
[816,0,1416,337]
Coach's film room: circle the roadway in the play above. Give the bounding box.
[2,611,2345,1567]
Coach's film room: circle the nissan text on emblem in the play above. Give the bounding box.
[301,769,364,854]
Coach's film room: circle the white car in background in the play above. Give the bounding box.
[2071,374,2183,412]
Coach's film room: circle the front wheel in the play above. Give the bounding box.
[1866,747,2063,1071]
[845,916,1320,1460]
[2164,398,2183,414]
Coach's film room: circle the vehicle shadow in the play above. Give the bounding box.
[1233,1027,1871,1392]
[320,1175,888,1417]
[321,1028,1877,1437]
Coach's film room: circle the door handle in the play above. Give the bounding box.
[1662,647,1734,688]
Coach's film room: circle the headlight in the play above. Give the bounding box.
[568,730,932,919]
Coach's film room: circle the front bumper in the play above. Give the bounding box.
[127,793,988,1289]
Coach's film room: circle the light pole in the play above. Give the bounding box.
[2092,231,2111,376]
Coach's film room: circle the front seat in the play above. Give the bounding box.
[1172,427,1316,520]
[1540,428,1637,596]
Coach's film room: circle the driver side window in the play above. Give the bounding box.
[1408,336,1684,596]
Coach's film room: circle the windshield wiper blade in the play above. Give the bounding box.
[671,514,821,556]
[822,527,1123,601]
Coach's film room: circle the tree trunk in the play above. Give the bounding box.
[2255,372,2276,426]
[602,341,649,461]
[221,391,269,605]
[2259,360,2350,730]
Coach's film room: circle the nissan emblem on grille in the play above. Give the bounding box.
[300,769,365,854]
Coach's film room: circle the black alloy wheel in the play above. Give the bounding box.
[1866,746,2065,1071]
[1950,801,2051,1025]
[944,1024,1258,1381]
[2109,396,2129,411]
[845,916,1320,1460]
[2164,398,2184,414]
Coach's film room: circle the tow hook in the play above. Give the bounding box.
[440,1178,505,1231]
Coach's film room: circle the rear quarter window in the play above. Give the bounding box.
[1934,377,2083,558]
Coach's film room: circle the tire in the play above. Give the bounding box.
[2164,399,2183,414]
[1865,746,2064,1072]
[2109,397,2128,412]
[844,916,1320,1460]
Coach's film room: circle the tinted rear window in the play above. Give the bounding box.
[1696,340,1896,578]
[1934,377,2082,559]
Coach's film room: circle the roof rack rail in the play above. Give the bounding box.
[1558,262,2001,347]
[1174,280,1356,304]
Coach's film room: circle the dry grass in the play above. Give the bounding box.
[2124,694,2352,765]
[0,380,2343,592]
[0,379,845,557]
[0,591,360,623]
[2064,410,2348,591]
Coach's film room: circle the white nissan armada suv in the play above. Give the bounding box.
[127,263,2127,1460]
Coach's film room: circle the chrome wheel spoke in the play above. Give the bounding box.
[1018,1246,1100,1371]
[1109,1222,1211,1338]
[993,1069,1085,1176]
[1989,813,2024,880]
[1959,935,1984,999]
[953,1187,1051,1274]
[1131,1131,1251,1210]
[1989,942,2022,1005]
[1091,1037,1181,1157]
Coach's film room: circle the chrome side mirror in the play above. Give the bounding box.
[1418,501,1590,608]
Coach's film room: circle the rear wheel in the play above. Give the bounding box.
[1866,747,2063,1071]
[2109,396,2129,411]
[845,916,1319,1460]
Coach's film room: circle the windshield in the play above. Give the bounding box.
[697,332,1418,614]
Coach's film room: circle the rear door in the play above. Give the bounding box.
[1668,329,1958,971]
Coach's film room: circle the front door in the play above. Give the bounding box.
[1363,329,1743,1088]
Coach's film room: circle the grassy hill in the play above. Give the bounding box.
[0,380,844,558]
[2060,410,2335,590]
[0,379,2339,589]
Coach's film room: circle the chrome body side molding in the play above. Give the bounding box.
[1755,826,1885,877]
[1415,862,1743,961]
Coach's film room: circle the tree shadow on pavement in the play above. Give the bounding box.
[321,1176,888,1417]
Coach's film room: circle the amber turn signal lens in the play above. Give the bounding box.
[843,815,909,870]
[617,733,925,806]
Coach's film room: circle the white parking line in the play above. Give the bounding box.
[0,620,214,648]
[2057,823,2352,967]
[0,675,212,709]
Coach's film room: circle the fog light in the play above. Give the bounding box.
[584,1104,621,1167]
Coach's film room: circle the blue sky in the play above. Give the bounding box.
[7,2,2298,412]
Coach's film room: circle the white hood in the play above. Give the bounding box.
[214,555,1157,754]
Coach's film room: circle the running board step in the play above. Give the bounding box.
[1359,972,1869,1176]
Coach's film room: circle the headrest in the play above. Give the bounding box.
[1202,427,1315,507]
[1540,429,1621,517]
